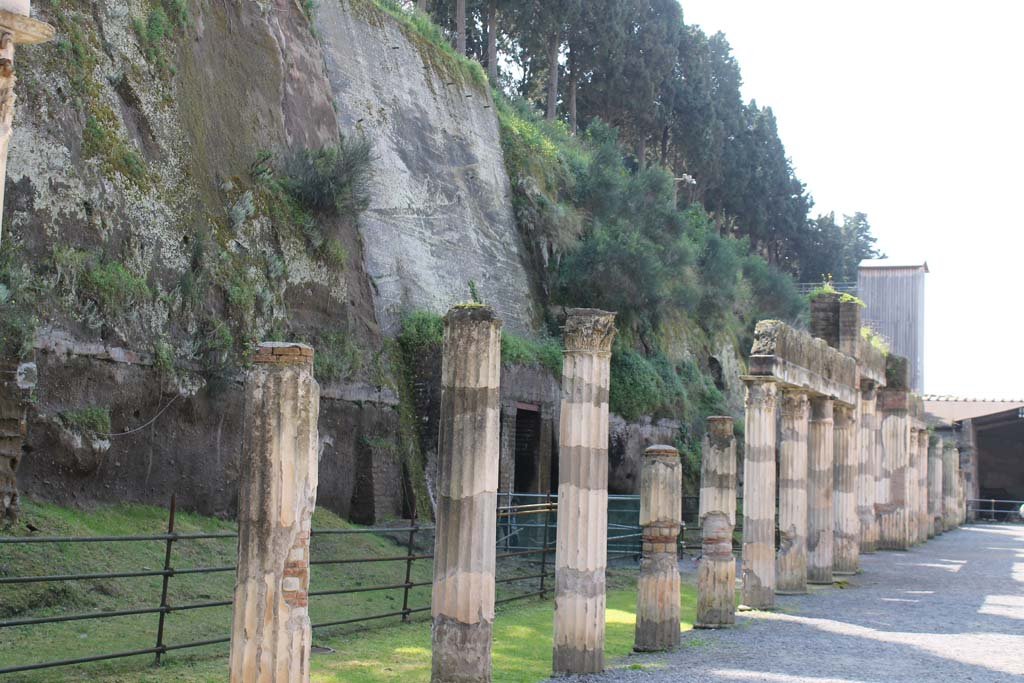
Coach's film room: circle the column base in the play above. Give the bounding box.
[432,615,493,683]
[775,589,808,595]
[553,645,603,676]
[832,570,857,577]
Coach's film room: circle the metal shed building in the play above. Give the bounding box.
[858,260,928,392]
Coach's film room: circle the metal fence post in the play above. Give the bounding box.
[539,492,553,598]
[154,495,177,665]
[401,515,418,623]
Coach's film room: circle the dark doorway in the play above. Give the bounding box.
[514,408,541,492]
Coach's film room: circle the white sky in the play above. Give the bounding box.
[680,0,1024,398]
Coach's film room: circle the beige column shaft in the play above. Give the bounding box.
[833,404,859,574]
[776,391,809,594]
[741,379,777,609]
[553,309,616,675]
[431,306,502,683]
[928,437,943,536]
[907,427,920,546]
[879,409,909,550]
[807,397,834,585]
[857,383,878,553]
[634,445,682,652]
[229,343,320,683]
[917,430,930,542]
[696,417,737,628]
[942,443,957,531]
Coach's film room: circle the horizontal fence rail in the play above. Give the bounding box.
[967,498,1024,522]
[0,493,629,676]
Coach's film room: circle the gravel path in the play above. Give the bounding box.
[553,524,1024,682]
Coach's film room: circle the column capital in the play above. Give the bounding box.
[744,378,778,409]
[834,403,855,426]
[779,389,810,419]
[809,395,833,421]
[860,379,878,400]
[563,308,616,355]
[252,341,314,367]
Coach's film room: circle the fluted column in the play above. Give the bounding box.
[741,378,777,609]
[928,437,943,536]
[833,404,858,574]
[431,306,502,683]
[229,343,320,683]
[857,382,878,553]
[696,417,737,628]
[553,309,616,675]
[776,390,809,595]
[807,397,834,585]
[634,445,682,652]
[942,443,957,531]
[907,427,920,546]
[879,406,909,550]
[917,430,930,543]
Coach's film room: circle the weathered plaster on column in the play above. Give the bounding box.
[878,404,910,550]
[741,378,777,609]
[833,404,859,574]
[857,382,879,553]
[928,437,943,537]
[553,309,616,675]
[229,343,320,683]
[634,445,682,652]
[697,417,737,628]
[776,390,809,594]
[431,306,502,683]
[807,397,834,585]
[916,429,930,543]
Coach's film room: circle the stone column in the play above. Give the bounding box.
[833,404,859,575]
[928,437,943,536]
[857,381,878,553]
[776,390,809,595]
[807,397,834,585]
[879,404,909,550]
[431,306,502,683]
[741,378,778,609]
[229,343,320,683]
[696,417,737,629]
[0,2,54,244]
[942,442,957,531]
[917,430,930,542]
[553,309,616,675]
[907,427,920,546]
[634,445,682,652]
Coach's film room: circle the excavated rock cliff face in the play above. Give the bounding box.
[5,0,536,519]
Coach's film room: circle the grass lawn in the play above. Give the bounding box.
[0,500,698,682]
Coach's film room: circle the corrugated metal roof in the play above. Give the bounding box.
[859,259,929,272]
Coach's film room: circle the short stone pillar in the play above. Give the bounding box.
[942,443,958,531]
[696,417,737,628]
[229,343,320,683]
[916,430,930,542]
[741,378,778,609]
[857,382,879,553]
[807,397,834,585]
[553,309,616,675]
[833,404,859,574]
[634,445,682,652]
[776,390,809,594]
[928,437,943,536]
[431,305,502,683]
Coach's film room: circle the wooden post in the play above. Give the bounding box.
[431,306,502,683]
[741,378,777,609]
[552,309,616,675]
[229,343,319,683]
[634,445,682,652]
[696,417,737,628]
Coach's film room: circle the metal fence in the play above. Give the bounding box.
[968,498,1024,523]
[795,281,858,296]
[0,495,576,676]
